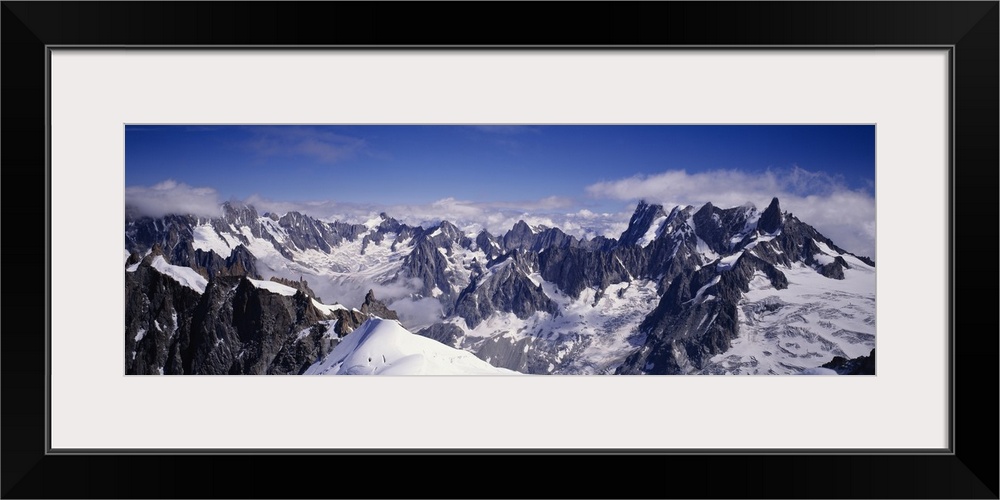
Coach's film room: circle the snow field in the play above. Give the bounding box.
[304,318,518,375]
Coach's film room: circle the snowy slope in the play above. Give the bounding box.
[442,276,659,374]
[191,224,237,257]
[304,318,519,375]
[181,211,495,328]
[149,255,208,293]
[247,278,350,317]
[185,216,411,310]
[128,200,876,375]
[311,299,348,316]
[248,278,299,296]
[702,258,876,374]
[637,215,668,247]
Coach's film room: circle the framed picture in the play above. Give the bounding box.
[4,2,996,498]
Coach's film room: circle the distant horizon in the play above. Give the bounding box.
[127,195,789,235]
[126,124,876,257]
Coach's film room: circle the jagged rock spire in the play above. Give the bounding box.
[757,197,783,234]
[360,289,399,320]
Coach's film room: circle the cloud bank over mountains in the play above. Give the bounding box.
[124,180,223,219]
[125,165,876,259]
[585,166,876,258]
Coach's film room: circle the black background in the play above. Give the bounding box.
[2,2,997,498]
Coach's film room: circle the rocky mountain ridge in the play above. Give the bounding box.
[125,197,876,375]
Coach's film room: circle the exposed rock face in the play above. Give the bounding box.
[269,321,342,375]
[476,230,504,260]
[126,262,385,375]
[328,308,368,336]
[212,203,296,259]
[126,213,198,259]
[278,211,338,253]
[127,202,378,265]
[390,219,485,304]
[362,213,421,253]
[359,289,399,321]
[417,323,466,348]
[428,220,468,247]
[581,235,618,252]
[617,253,788,374]
[472,334,536,373]
[181,277,326,375]
[757,197,783,234]
[502,220,536,252]
[537,246,636,299]
[397,236,455,300]
[127,196,873,375]
[535,204,701,300]
[269,276,319,300]
[530,226,579,252]
[452,250,559,329]
[617,200,668,247]
[615,197,875,374]
[125,260,203,375]
[822,348,876,375]
[273,208,374,256]
[691,201,759,254]
[184,244,260,280]
[816,255,849,280]
[502,220,580,253]
[221,202,263,232]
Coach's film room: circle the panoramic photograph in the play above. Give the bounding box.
[125,125,876,375]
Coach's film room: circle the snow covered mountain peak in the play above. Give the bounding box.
[618,200,669,247]
[126,198,875,375]
[304,318,519,375]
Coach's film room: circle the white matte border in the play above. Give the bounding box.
[50,50,948,450]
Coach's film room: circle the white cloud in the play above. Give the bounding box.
[388,297,445,331]
[261,267,442,330]
[125,180,222,218]
[242,195,352,220]
[586,167,876,258]
[240,194,631,242]
[129,168,874,260]
[377,199,631,242]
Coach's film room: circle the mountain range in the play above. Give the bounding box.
[125,197,876,375]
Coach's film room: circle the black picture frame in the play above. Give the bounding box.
[3,2,997,498]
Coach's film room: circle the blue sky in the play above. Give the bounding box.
[127,124,873,206]
[125,125,877,257]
